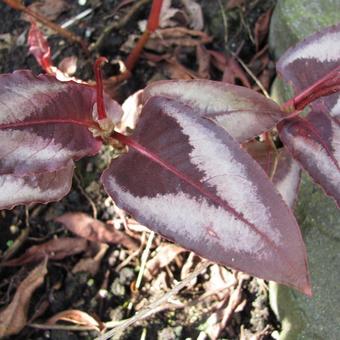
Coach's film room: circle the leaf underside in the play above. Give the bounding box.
[143,79,287,142]
[102,96,311,295]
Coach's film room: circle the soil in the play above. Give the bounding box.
[0,0,280,339]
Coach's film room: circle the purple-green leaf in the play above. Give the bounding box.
[143,80,286,142]
[102,96,311,295]
[278,112,340,207]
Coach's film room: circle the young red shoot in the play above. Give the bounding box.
[125,0,164,71]
[94,57,108,121]
[147,0,164,32]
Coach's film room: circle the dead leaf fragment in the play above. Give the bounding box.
[159,0,187,28]
[146,27,212,52]
[254,9,272,51]
[72,243,109,276]
[203,264,236,299]
[56,213,139,250]
[144,243,186,280]
[162,56,197,80]
[47,309,104,331]
[1,238,87,266]
[181,0,204,30]
[58,56,78,76]
[209,50,251,87]
[26,0,70,21]
[0,260,48,337]
[118,89,144,133]
[196,44,210,79]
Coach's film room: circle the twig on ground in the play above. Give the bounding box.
[74,173,98,220]
[3,0,88,51]
[98,261,211,340]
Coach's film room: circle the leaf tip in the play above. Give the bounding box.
[303,284,313,297]
[296,266,313,297]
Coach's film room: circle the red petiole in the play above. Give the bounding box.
[281,65,340,113]
[94,57,108,120]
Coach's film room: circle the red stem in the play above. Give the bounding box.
[281,65,340,112]
[94,57,108,120]
[124,0,163,71]
[125,30,151,71]
[147,0,163,32]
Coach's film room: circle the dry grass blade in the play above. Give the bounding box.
[0,259,48,337]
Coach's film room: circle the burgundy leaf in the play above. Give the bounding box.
[143,80,286,142]
[277,24,340,121]
[0,70,122,177]
[278,111,340,206]
[0,161,74,210]
[102,96,311,295]
[244,141,301,208]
